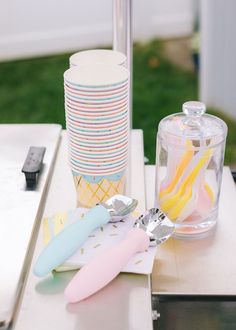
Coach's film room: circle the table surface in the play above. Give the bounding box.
[11,129,236,329]
[0,124,61,328]
[13,130,153,330]
[145,165,236,296]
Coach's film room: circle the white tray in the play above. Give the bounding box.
[13,130,153,330]
[146,165,236,295]
[0,124,61,327]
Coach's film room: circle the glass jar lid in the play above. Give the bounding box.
[158,101,227,148]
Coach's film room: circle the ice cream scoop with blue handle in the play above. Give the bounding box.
[33,195,138,277]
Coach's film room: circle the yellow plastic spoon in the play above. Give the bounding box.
[159,140,194,199]
[160,149,213,220]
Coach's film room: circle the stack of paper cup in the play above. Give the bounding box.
[69,49,126,68]
[64,64,129,208]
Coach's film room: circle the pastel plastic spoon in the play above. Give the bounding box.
[190,139,215,220]
[159,144,199,206]
[33,195,138,277]
[176,137,215,224]
[161,150,212,220]
[64,208,174,303]
[159,139,194,199]
[174,164,214,223]
[159,142,183,191]
[179,181,214,219]
[160,149,213,219]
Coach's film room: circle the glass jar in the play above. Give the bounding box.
[155,101,228,239]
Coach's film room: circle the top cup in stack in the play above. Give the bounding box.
[64,63,129,177]
[69,49,126,68]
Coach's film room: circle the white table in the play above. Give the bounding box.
[13,130,153,330]
[145,165,236,296]
[12,128,236,329]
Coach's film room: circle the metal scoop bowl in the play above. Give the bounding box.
[34,194,138,277]
[100,194,138,222]
[64,208,175,303]
[134,208,175,246]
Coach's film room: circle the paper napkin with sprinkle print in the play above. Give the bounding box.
[43,208,157,275]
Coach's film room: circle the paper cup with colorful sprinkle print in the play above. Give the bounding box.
[69,49,126,68]
[64,63,130,207]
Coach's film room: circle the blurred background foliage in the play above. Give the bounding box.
[0,39,235,164]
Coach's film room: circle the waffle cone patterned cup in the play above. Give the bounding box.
[73,171,126,208]
[64,61,129,208]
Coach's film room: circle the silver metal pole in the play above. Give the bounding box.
[113,0,132,126]
[113,0,133,195]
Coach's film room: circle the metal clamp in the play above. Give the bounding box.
[22,146,46,188]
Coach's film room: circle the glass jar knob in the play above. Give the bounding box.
[183,101,206,118]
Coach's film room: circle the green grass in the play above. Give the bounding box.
[133,40,198,163]
[0,39,235,164]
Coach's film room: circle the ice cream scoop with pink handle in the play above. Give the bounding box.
[64,228,149,303]
[64,208,174,303]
